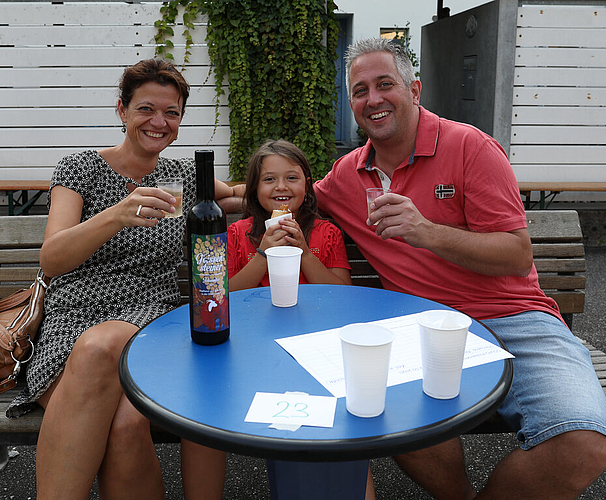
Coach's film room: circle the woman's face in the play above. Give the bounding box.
[118,81,183,157]
[256,154,308,218]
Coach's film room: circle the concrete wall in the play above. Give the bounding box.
[334,0,487,144]
[419,0,517,151]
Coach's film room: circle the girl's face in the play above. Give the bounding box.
[257,154,308,218]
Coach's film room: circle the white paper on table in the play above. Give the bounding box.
[245,392,337,428]
[275,313,514,398]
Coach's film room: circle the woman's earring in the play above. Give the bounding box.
[121,123,127,134]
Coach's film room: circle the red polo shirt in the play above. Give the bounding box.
[315,107,562,321]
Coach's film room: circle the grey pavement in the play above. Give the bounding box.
[1,247,605,499]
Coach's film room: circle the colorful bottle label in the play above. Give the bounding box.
[190,232,229,333]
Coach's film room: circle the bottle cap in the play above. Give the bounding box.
[195,150,214,164]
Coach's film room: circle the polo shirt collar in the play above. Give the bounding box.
[358,106,439,172]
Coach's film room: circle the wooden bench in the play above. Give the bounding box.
[0,210,601,453]
[518,181,606,210]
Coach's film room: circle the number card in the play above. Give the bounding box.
[245,392,337,428]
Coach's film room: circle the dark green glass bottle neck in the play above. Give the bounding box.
[195,150,215,201]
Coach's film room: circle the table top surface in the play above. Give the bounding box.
[120,285,512,461]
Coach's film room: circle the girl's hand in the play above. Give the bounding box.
[259,223,289,251]
[119,186,176,228]
[279,219,310,254]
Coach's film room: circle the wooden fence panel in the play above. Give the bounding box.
[511,4,606,189]
[0,1,231,182]
[510,126,605,145]
[513,87,606,106]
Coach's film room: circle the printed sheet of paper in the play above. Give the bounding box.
[245,392,337,428]
[275,313,514,398]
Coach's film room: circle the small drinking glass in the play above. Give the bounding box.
[366,187,391,225]
[157,178,183,218]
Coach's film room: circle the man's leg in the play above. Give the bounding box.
[477,430,606,499]
[394,437,476,500]
[478,312,606,499]
[394,311,606,499]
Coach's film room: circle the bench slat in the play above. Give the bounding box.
[538,275,586,290]
[0,216,48,248]
[544,291,585,314]
[526,211,583,242]
[532,243,585,258]
[533,258,586,273]
[0,249,41,264]
[351,276,382,288]
[0,267,41,283]
[349,260,379,276]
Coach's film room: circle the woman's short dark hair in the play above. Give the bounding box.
[118,58,190,113]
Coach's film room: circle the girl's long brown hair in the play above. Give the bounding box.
[243,139,321,247]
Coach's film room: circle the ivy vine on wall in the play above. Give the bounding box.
[155,0,339,181]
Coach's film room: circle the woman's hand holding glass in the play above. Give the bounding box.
[119,186,177,228]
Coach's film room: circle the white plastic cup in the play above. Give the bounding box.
[339,323,394,418]
[157,178,183,218]
[417,310,472,399]
[265,247,303,307]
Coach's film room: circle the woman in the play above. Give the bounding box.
[8,59,234,499]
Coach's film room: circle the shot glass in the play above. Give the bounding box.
[157,178,183,218]
[366,187,391,225]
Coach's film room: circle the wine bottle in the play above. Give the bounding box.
[186,150,229,345]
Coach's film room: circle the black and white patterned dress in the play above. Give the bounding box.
[8,150,197,417]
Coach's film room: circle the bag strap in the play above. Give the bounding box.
[0,376,17,394]
[0,287,33,312]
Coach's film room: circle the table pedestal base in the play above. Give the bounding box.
[266,459,369,499]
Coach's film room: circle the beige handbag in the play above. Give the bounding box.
[0,270,49,393]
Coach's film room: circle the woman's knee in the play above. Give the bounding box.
[107,397,151,449]
[68,321,137,376]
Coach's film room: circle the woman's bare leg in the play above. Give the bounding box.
[97,393,164,500]
[35,321,139,500]
[181,439,226,500]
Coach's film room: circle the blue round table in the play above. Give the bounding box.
[120,284,512,499]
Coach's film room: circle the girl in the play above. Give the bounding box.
[225,140,378,499]
[228,139,352,289]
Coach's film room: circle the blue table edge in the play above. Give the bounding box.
[119,300,513,462]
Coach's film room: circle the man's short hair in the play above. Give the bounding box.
[345,38,416,98]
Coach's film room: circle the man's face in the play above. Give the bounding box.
[349,51,420,145]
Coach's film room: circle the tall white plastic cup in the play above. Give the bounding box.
[265,247,303,307]
[339,323,394,418]
[417,310,472,399]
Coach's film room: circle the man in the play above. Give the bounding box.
[315,37,606,499]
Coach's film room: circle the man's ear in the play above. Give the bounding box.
[410,80,422,106]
